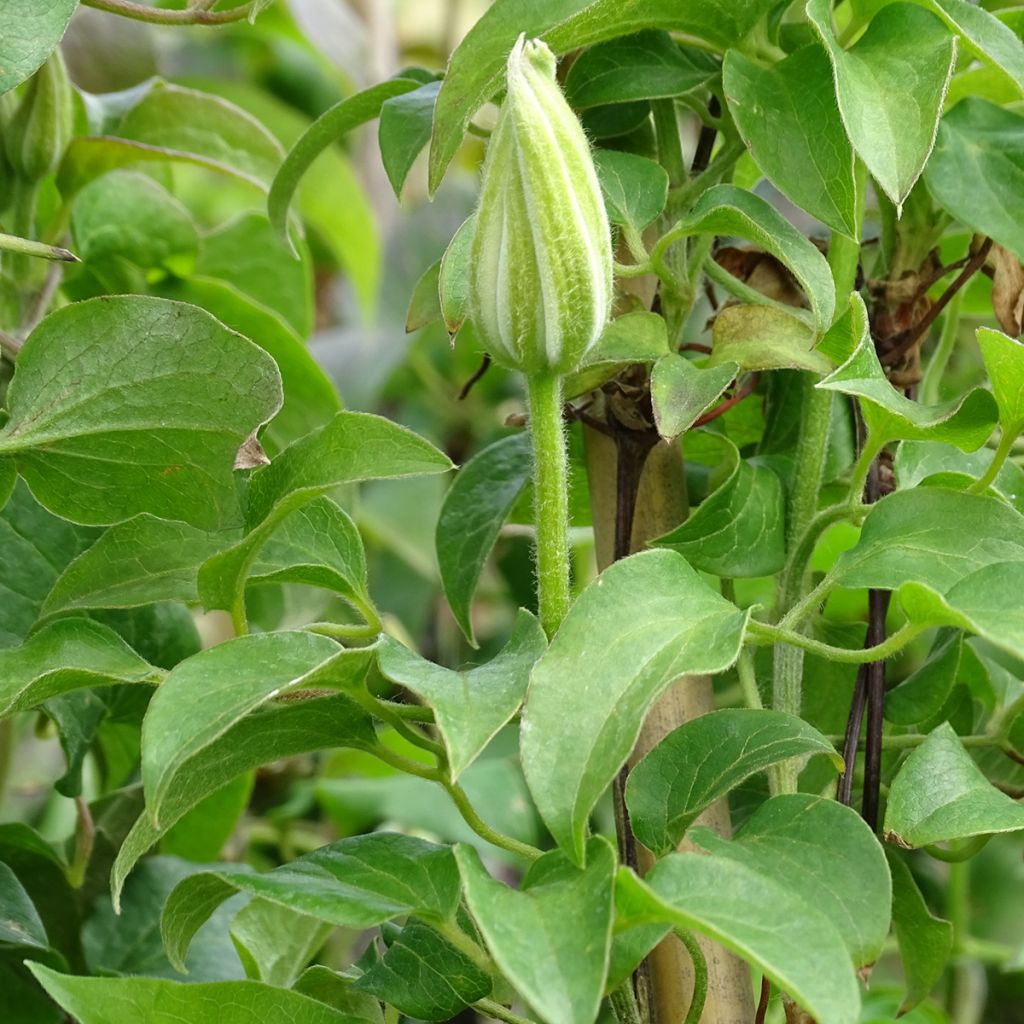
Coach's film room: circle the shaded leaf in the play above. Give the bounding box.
[977,328,1024,437]
[439,215,475,335]
[0,0,76,94]
[564,31,717,108]
[355,921,491,1020]
[710,304,831,373]
[886,850,953,1013]
[625,710,841,855]
[522,549,749,863]
[379,80,442,197]
[162,834,460,972]
[565,311,670,398]
[436,433,533,644]
[456,838,615,1024]
[231,900,331,988]
[884,722,1024,848]
[885,631,962,726]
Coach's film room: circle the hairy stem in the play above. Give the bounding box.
[443,780,543,861]
[526,373,571,639]
[751,619,921,663]
[968,431,1015,494]
[81,0,260,24]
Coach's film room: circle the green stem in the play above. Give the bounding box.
[652,99,687,187]
[827,732,998,751]
[968,430,1015,494]
[526,373,571,639]
[366,745,440,781]
[703,258,815,324]
[475,999,540,1024]
[921,290,963,406]
[779,502,865,602]
[0,232,78,263]
[443,779,543,861]
[608,982,643,1024]
[356,690,445,758]
[80,0,260,23]
[434,919,497,975]
[67,796,95,888]
[736,648,763,710]
[751,619,922,664]
[847,433,884,508]
[675,929,709,1024]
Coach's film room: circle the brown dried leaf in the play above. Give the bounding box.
[234,432,270,470]
[988,242,1024,336]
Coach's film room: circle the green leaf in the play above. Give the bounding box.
[29,964,363,1024]
[827,488,1024,595]
[653,439,786,577]
[142,631,375,826]
[0,0,77,94]
[886,850,953,1013]
[565,311,671,399]
[161,773,254,864]
[649,354,736,440]
[157,276,339,457]
[522,549,749,863]
[456,838,616,1024]
[230,900,331,987]
[435,433,533,644]
[113,694,377,909]
[593,150,668,233]
[807,0,955,209]
[724,44,857,237]
[0,296,282,530]
[379,80,442,198]
[0,461,14,511]
[616,856,859,1024]
[198,412,451,616]
[197,212,314,339]
[439,215,475,335]
[672,184,835,333]
[977,328,1024,437]
[59,82,284,197]
[294,967,384,1023]
[379,610,546,778]
[625,710,841,856]
[428,0,776,192]
[269,78,423,253]
[355,921,491,1020]
[406,259,443,333]
[0,862,49,951]
[71,170,198,274]
[894,440,1024,512]
[249,497,369,606]
[0,618,159,719]
[709,304,832,373]
[884,722,1024,848]
[83,857,243,981]
[885,631,962,726]
[818,294,997,450]
[691,794,890,968]
[0,480,97,649]
[920,0,1024,95]
[564,31,717,108]
[42,516,232,617]
[161,834,461,972]
[924,99,1024,261]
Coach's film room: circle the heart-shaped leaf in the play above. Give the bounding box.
[522,549,749,863]
[884,722,1024,847]
[626,711,841,855]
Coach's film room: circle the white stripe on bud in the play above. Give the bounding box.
[470,35,613,377]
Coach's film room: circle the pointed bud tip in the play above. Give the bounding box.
[507,35,557,83]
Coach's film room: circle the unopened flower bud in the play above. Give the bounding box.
[5,51,73,184]
[469,35,612,377]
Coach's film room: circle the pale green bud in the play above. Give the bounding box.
[5,51,73,184]
[469,35,612,377]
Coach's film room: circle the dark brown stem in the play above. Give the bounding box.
[690,96,721,174]
[880,238,992,367]
[861,588,892,830]
[458,354,491,400]
[755,977,771,1024]
[838,665,868,807]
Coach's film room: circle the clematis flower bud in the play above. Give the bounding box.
[5,51,73,185]
[469,35,612,377]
